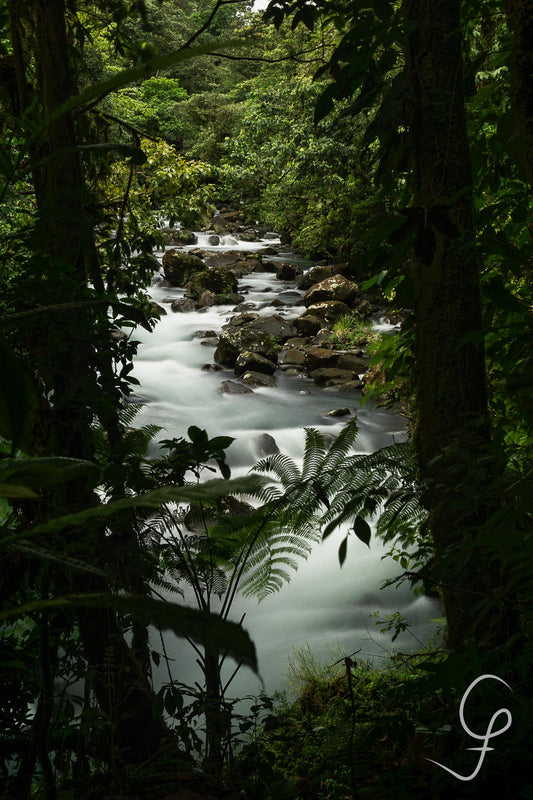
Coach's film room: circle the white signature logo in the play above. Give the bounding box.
[427,673,513,781]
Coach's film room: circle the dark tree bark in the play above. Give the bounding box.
[403,0,513,650]
[506,0,533,186]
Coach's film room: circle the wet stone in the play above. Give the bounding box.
[219,380,254,394]
[201,363,223,372]
[171,298,198,313]
[325,408,352,417]
[193,330,218,338]
[310,367,356,386]
[241,371,277,388]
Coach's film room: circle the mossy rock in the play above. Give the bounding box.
[214,324,279,368]
[304,275,359,307]
[185,267,238,300]
[162,249,206,286]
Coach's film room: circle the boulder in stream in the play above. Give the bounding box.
[305,346,339,371]
[214,321,279,368]
[278,347,306,368]
[293,314,322,336]
[334,379,364,393]
[254,432,280,455]
[250,314,296,340]
[310,367,357,386]
[163,250,206,286]
[325,407,352,417]
[304,275,359,307]
[276,263,299,281]
[171,297,199,313]
[296,265,333,290]
[302,300,352,325]
[201,363,223,372]
[219,380,254,395]
[184,266,239,301]
[241,371,277,388]
[193,330,218,339]
[235,351,276,377]
[337,352,370,373]
[198,290,216,307]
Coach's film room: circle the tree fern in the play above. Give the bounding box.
[254,421,429,580]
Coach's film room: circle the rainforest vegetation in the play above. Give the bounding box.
[1,0,532,797]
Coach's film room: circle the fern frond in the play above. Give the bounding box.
[150,576,185,598]
[321,418,359,473]
[254,453,300,487]
[301,428,328,482]
[118,402,142,427]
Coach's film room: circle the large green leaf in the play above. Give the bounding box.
[0,593,258,671]
[1,475,269,545]
[0,457,100,493]
[16,143,147,177]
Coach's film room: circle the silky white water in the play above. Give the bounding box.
[130,235,441,698]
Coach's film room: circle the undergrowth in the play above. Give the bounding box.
[231,640,533,800]
[329,314,383,352]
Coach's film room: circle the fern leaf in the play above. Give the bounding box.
[301,428,328,482]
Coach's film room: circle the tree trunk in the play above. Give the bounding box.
[506,0,533,186]
[203,650,226,781]
[6,0,168,765]
[403,0,512,650]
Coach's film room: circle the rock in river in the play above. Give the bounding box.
[304,275,358,307]
[162,249,206,286]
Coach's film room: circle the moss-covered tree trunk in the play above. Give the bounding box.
[403,0,512,651]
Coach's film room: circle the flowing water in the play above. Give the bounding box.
[131,233,441,698]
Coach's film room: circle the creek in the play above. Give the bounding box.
[130,231,441,700]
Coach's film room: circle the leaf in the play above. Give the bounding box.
[0,593,258,671]
[17,143,147,177]
[209,436,235,451]
[0,457,100,492]
[338,535,348,567]
[110,300,153,331]
[353,515,372,547]
[0,484,39,499]
[1,475,269,545]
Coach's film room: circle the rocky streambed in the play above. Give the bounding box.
[130,218,438,697]
[152,223,399,408]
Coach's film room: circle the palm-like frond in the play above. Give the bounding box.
[145,423,427,617]
[301,427,328,482]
